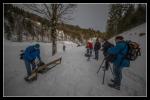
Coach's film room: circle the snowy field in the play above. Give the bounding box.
[4,23,146,96]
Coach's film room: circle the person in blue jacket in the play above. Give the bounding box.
[107,36,130,90]
[23,44,41,77]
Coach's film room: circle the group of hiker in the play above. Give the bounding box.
[20,35,140,90]
[85,36,140,90]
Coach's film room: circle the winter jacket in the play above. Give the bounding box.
[94,41,101,51]
[107,41,130,68]
[23,45,41,62]
[87,42,93,49]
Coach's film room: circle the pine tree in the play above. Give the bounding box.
[106,4,124,36]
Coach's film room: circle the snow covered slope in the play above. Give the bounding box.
[4,23,146,96]
[108,23,146,96]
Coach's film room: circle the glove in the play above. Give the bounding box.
[31,60,35,65]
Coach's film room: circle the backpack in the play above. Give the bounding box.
[125,40,141,61]
[106,40,141,63]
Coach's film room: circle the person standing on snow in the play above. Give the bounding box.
[87,39,93,60]
[107,36,129,90]
[94,38,101,60]
[23,44,41,79]
[63,44,66,52]
[101,38,114,70]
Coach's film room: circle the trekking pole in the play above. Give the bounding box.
[97,58,105,74]
[109,63,114,76]
[102,67,106,84]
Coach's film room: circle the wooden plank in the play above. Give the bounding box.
[37,57,61,71]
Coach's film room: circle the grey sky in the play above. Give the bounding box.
[13,4,110,32]
[68,4,110,32]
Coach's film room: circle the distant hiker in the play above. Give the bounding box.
[94,38,101,60]
[23,44,41,79]
[101,38,114,70]
[85,42,89,55]
[63,44,66,52]
[87,39,93,60]
[107,36,130,90]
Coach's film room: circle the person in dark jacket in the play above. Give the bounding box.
[63,44,66,52]
[107,36,129,90]
[102,39,114,57]
[94,38,101,60]
[23,44,41,78]
[101,39,114,70]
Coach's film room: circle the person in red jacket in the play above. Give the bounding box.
[87,39,93,60]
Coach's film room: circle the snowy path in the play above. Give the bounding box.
[4,23,146,96]
[4,43,138,96]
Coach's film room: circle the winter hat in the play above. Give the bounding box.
[88,39,92,43]
[115,36,124,40]
[35,43,40,48]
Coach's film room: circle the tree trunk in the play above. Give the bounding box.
[51,26,57,55]
[17,15,23,42]
[51,4,58,56]
[18,32,22,42]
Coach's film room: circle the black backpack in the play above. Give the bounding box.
[125,40,141,61]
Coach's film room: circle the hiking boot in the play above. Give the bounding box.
[110,79,115,83]
[24,75,30,81]
[102,66,108,71]
[108,83,120,90]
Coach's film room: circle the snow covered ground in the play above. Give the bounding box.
[4,23,146,96]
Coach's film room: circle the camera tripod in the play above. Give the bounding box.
[97,58,114,84]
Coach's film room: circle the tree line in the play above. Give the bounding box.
[106,4,146,39]
[4,4,105,44]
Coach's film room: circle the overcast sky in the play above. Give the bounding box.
[13,4,110,32]
[68,4,110,32]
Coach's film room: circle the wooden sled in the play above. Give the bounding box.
[25,54,62,82]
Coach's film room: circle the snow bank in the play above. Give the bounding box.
[108,23,146,96]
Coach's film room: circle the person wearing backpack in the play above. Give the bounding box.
[23,44,42,79]
[94,38,101,60]
[107,36,130,90]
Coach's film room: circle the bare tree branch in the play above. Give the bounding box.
[43,4,52,18]
[57,4,76,18]
[21,4,76,55]
[23,4,51,21]
[23,4,45,14]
